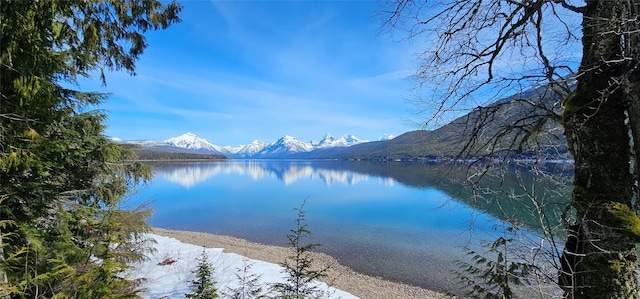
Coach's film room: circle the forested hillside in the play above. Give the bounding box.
[320,85,569,161]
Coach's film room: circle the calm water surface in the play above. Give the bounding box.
[132,160,564,293]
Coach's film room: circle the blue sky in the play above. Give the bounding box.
[81,0,422,146]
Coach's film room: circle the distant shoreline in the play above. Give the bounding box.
[132,158,229,162]
[151,227,451,299]
[133,157,575,163]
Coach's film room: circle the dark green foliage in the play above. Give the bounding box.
[133,149,228,161]
[185,248,219,299]
[119,144,227,160]
[272,199,329,299]
[0,0,180,297]
[456,236,538,299]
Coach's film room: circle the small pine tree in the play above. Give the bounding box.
[455,235,537,299]
[185,248,218,299]
[272,199,329,298]
[224,257,264,299]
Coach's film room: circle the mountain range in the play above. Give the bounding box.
[122,132,378,159]
[122,84,570,161]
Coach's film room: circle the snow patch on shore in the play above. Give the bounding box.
[129,234,358,299]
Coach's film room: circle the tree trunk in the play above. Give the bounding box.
[624,0,640,212]
[561,1,640,298]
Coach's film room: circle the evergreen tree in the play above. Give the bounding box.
[456,235,538,298]
[224,257,265,299]
[0,0,180,297]
[185,248,218,299]
[272,200,328,299]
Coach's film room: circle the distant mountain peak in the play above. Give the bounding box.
[319,134,336,143]
[165,132,223,153]
[378,133,395,141]
[316,134,366,149]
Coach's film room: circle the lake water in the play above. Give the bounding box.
[132,160,570,294]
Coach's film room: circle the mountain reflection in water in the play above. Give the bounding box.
[153,160,382,188]
[137,160,571,294]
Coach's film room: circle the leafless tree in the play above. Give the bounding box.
[381,1,640,298]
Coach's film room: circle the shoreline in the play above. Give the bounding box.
[152,228,451,299]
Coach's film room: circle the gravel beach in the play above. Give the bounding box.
[152,228,451,299]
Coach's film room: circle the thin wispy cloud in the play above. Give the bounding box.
[92,1,419,145]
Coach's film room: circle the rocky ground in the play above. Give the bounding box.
[152,228,452,299]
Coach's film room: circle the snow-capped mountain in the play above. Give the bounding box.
[378,133,395,141]
[222,140,269,158]
[165,132,225,153]
[122,132,370,158]
[316,134,365,148]
[256,134,368,157]
[258,135,315,157]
